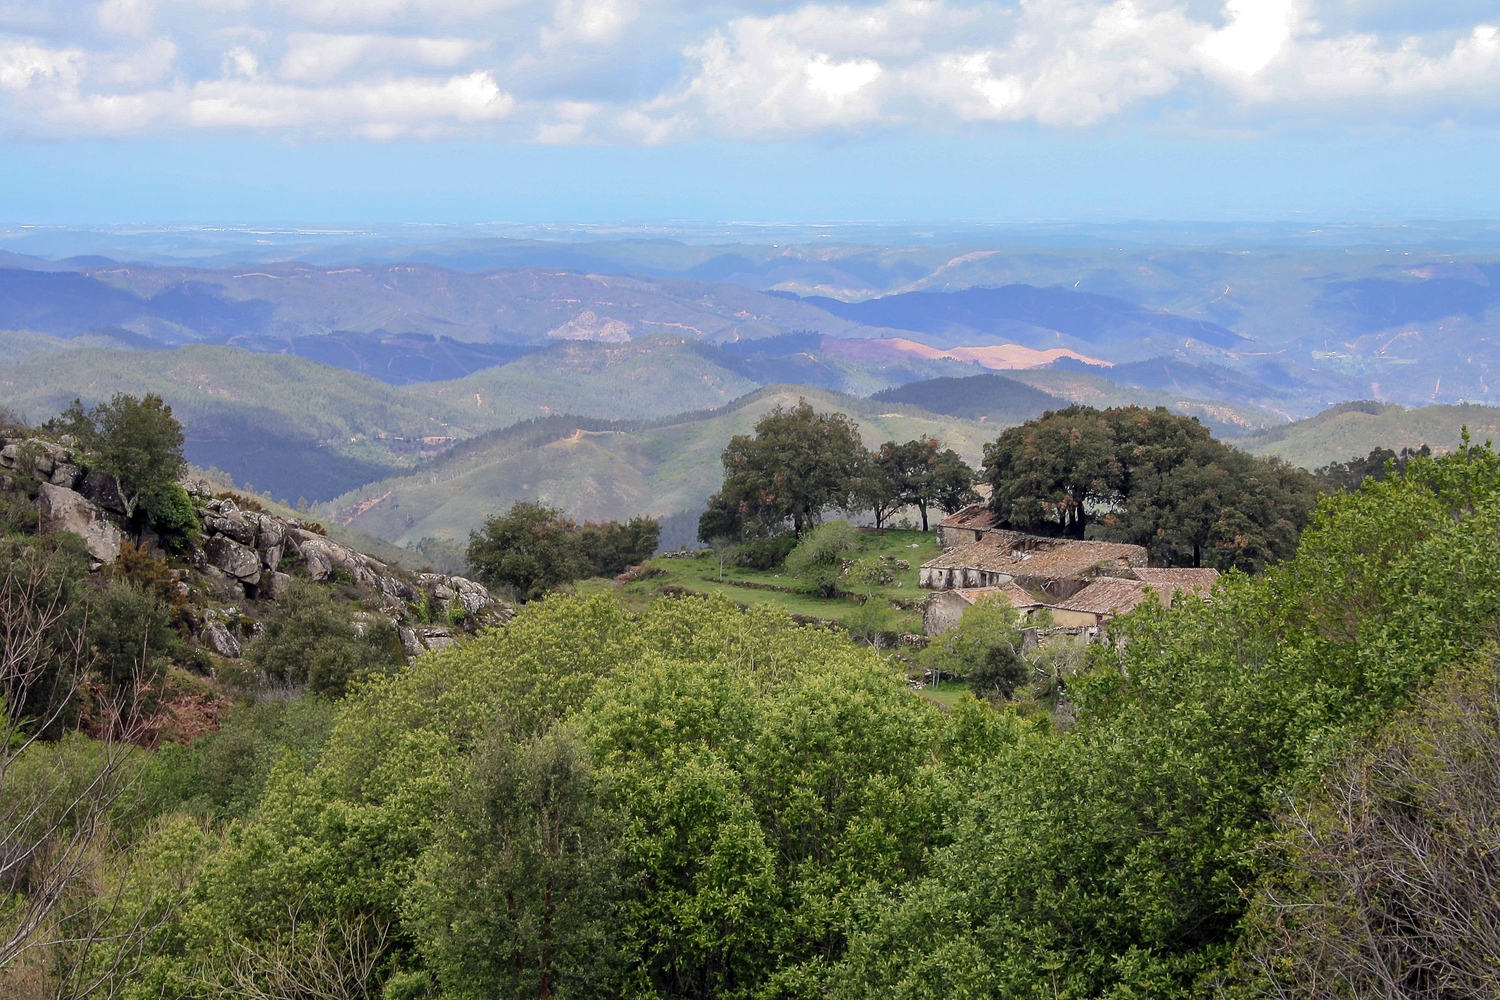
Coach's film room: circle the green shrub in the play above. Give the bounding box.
[88,580,175,689]
[733,534,798,571]
[784,519,858,596]
[145,483,200,548]
[247,581,405,698]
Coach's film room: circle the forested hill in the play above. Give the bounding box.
[323,385,996,548]
[1242,399,1500,468]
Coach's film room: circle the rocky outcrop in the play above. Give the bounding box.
[201,622,243,659]
[1,438,76,485]
[418,573,504,620]
[203,535,263,583]
[184,488,512,653]
[4,446,513,664]
[36,482,123,562]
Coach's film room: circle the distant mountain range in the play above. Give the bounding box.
[6,232,1500,551]
[9,234,1500,412]
[776,285,1247,353]
[0,332,1287,507]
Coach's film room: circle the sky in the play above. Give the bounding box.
[1,0,1498,224]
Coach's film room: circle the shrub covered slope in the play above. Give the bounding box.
[9,441,1500,997]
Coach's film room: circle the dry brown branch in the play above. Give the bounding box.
[1244,659,1500,999]
[0,547,151,981]
[202,910,392,1000]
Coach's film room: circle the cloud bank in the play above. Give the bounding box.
[0,0,1496,140]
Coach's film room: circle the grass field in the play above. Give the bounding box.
[917,679,975,708]
[580,527,944,635]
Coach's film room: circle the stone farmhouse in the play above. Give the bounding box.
[919,533,1149,598]
[920,506,1218,635]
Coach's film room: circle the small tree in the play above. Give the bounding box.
[576,516,660,577]
[784,520,859,597]
[467,502,585,601]
[858,457,903,530]
[715,401,868,537]
[248,582,404,698]
[923,597,1024,691]
[60,394,186,530]
[873,437,978,531]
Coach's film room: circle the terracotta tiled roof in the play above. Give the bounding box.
[938,504,1000,531]
[1132,567,1219,599]
[922,535,1148,576]
[953,584,1044,609]
[1052,578,1152,616]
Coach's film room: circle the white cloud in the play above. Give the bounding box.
[541,0,637,48]
[223,44,259,78]
[0,41,84,92]
[180,71,512,133]
[1200,0,1297,76]
[0,0,1498,140]
[97,0,159,39]
[279,32,487,82]
[266,0,527,27]
[94,37,178,87]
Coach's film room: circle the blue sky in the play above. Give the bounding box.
[1,0,1498,223]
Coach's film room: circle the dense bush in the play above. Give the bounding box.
[468,502,660,600]
[87,581,176,689]
[783,519,858,596]
[13,442,1500,998]
[732,534,798,571]
[246,580,405,697]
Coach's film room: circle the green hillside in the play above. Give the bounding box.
[321,385,998,547]
[1005,367,1286,437]
[409,336,762,426]
[869,371,1066,424]
[1240,400,1500,469]
[0,344,484,499]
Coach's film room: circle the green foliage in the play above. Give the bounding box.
[1,532,91,733]
[40,442,1500,1000]
[467,501,662,600]
[836,440,1500,998]
[732,534,798,571]
[923,598,1024,689]
[144,482,200,546]
[844,596,901,648]
[714,400,868,537]
[407,728,624,1000]
[131,697,337,825]
[87,580,175,689]
[1312,442,1432,492]
[867,436,978,531]
[59,392,186,525]
[246,580,405,698]
[1240,655,1500,999]
[576,515,661,577]
[467,501,585,600]
[983,404,1319,570]
[784,519,859,597]
[122,595,958,1000]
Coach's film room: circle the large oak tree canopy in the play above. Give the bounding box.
[982,404,1319,570]
[707,401,869,538]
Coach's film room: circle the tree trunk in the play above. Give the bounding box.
[918,502,929,532]
[541,877,552,1000]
